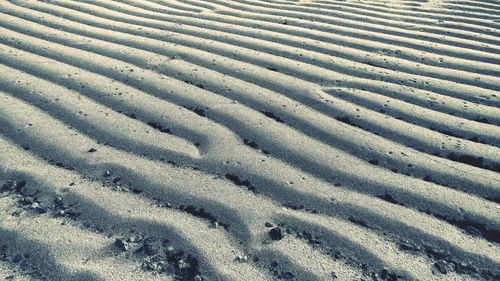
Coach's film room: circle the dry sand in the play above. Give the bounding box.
[0,0,499,280]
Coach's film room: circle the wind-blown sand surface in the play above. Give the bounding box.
[0,0,499,280]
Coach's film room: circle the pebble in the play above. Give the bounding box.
[236,255,248,263]
[265,222,275,228]
[115,238,129,252]
[128,235,143,243]
[54,197,64,205]
[269,227,284,241]
[29,202,39,209]
[178,259,190,269]
[381,267,389,279]
[166,245,175,254]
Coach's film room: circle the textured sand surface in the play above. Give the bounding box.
[0,0,499,280]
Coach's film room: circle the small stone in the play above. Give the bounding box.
[128,235,142,243]
[178,259,190,269]
[115,239,129,252]
[331,271,338,279]
[265,222,275,228]
[269,227,284,241]
[381,268,389,279]
[236,255,248,263]
[211,221,219,229]
[194,275,202,281]
[103,170,112,177]
[147,262,158,270]
[29,202,39,209]
[87,148,97,153]
[165,245,175,254]
[54,197,64,205]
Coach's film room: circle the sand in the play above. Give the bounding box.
[0,0,499,280]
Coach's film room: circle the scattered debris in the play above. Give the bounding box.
[1,180,26,193]
[140,240,201,280]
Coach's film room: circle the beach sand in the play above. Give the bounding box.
[0,0,499,280]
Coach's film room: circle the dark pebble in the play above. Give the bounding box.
[87,148,97,153]
[54,197,64,205]
[115,238,129,252]
[281,272,294,279]
[269,227,284,241]
[381,268,389,279]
